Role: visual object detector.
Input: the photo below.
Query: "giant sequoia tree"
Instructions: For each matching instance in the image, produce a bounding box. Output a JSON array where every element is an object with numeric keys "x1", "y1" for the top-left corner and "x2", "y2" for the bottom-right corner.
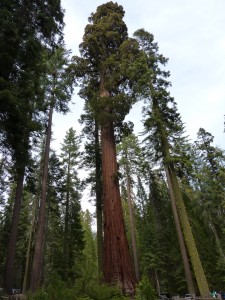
[{"x1": 72, "y1": 2, "x2": 147, "y2": 295}]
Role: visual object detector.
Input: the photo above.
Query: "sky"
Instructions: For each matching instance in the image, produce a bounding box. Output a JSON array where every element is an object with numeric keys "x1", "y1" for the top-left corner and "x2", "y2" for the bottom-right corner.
[{"x1": 52, "y1": 0, "x2": 225, "y2": 150}]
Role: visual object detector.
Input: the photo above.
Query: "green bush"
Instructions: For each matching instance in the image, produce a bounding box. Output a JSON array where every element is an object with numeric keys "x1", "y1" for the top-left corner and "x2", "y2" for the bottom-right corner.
[
  {"x1": 135, "y1": 276, "x2": 156, "y2": 300},
  {"x1": 85, "y1": 282, "x2": 127, "y2": 300},
  {"x1": 26, "y1": 279, "x2": 129, "y2": 300},
  {"x1": 26, "y1": 279, "x2": 79, "y2": 300}
]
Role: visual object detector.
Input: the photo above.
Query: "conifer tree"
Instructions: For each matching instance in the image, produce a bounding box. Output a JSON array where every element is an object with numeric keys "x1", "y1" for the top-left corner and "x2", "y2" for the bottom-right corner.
[
  {"x1": 79, "y1": 210, "x2": 98, "y2": 286},
  {"x1": 43, "y1": 151, "x2": 64, "y2": 284},
  {"x1": 79, "y1": 104, "x2": 104, "y2": 277},
  {"x1": 72, "y1": 2, "x2": 148, "y2": 295},
  {"x1": 134, "y1": 28, "x2": 210, "y2": 296},
  {"x1": 30, "y1": 46, "x2": 74, "y2": 291},
  {"x1": 135, "y1": 160, "x2": 187, "y2": 294},
  {"x1": 0, "y1": 0, "x2": 64, "y2": 293},
  {"x1": 192, "y1": 129, "x2": 225, "y2": 287},
  {"x1": 117, "y1": 133, "x2": 141, "y2": 281},
  {"x1": 60, "y1": 127, "x2": 84, "y2": 281}
]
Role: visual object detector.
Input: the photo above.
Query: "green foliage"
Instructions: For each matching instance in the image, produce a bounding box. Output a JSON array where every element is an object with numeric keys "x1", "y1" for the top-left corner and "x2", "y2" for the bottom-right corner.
[
  {"x1": 135, "y1": 169, "x2": 187, "y2": 294},
  {"x1": 0, "y1": 186, "x2": 14, "y2": 284},
  {"x1": 0, "y1": 1, "x2": 64, "y2": 169},
  {"x1": 26, "y1": 278, "x2": 128, "y2": 300},
  {"x1": 1, "y1": 1, "x2": 225, "y2": 297},
  {"x1": 59, "y1": 128, "x2": 84, "y2": 281},
  {"x1": 85, "y1": 282, "x2": 127, "y2": 300},
  {"x1": 26, "y1": 279, "x2": 78, "y2": 300},
  {"x1": 73, "y1": 2, "x2": 148, "y2": 127},
  {"x1": 180, "y1": 128, "x2": 225, "y2": 290},
  {"x1": 79, "y1": 211, "x2": 98, "y2": 282},
  {"x1": 42, "y1": 46, "x2": 74, "y2": 114},
  {"x1": 135, "y1": 276, "x2": 156, "y2": 300}
]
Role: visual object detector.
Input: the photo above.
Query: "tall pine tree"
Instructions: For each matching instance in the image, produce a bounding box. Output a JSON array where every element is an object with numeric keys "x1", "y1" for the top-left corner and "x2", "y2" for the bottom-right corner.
[
  {"x1": 30, "y1": 46, "x2": 74, "y2": 291},
  {"x1": 60, "y1": 127, "x2": 84, "y2": 281},
  {"x1": 134, "y1": 28, "x2": 210, "y2": 296}
]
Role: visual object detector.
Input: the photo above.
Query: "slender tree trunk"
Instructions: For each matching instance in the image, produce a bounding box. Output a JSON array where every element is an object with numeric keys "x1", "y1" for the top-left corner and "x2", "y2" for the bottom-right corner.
[
  {"x1": 165, "y1": 166, "x2": 195, "y2": 295},
  {"x1": 153, "y1": 101, "x2": 210, "y2": 296},
  {"x1": 155, "y1": 269, "x2": 161, "y2": 296},
  {"x1": 209, "y1": 215, "x2": 224, "y2": 259},
  {"x1": 95, "y1": 120, "x2": 104, "y2": 277},
  {"x1": 22, "y1": 198, "x2": 37, "y2": 293},
  {"x1": 3, "y1": 167, "x2": 25, "y2": 294},
  {"x1": 167, "y1": 164, "x2": 210, "y2": 296},
  {"x1": 100, "y1": 85, "x2": 136, "y2": 296},
  {"x1": 124, "y1": 151, "x2": 140, "y2": 281},
  {"x1": 30, "y1": 104, "x2": 53, "y2": 292},
  {"x1": 63, "y1": 152, "x2": 70, "y2": 279}
]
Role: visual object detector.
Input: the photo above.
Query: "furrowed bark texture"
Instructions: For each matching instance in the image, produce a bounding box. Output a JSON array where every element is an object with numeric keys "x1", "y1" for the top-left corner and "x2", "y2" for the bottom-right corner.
[{"x1": 101, "y1": 120, "x2": 136, "y2": 296}]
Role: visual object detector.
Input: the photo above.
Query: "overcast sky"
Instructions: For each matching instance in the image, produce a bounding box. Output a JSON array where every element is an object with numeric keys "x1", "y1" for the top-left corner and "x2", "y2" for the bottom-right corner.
[{"x1": 52, "y1": 0, "x2": 225, "y2": 151}]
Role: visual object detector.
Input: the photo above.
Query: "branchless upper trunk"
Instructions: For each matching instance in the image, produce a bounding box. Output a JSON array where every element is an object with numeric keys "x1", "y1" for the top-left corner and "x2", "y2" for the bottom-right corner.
[{"x1": 100, "y1": 84, "x2": 136, "y2": 296}]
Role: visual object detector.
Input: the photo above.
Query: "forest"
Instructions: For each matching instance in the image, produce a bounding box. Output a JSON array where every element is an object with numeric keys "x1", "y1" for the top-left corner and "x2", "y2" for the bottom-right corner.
[{"x1": 0, "y1": 1, "x2": 225, "y2": 299}]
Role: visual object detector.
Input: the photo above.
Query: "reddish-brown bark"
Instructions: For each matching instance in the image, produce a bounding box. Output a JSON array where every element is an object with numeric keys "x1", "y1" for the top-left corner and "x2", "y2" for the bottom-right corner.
[{"x1": 101, "y1": 120, "x2": 136, "y2": 296}]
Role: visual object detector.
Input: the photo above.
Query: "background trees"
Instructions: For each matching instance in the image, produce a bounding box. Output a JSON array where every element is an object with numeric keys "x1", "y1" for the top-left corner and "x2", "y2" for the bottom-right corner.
[
  {"x1": 60, "y1": 127, "x2": 84, "y2": 281},
  {"x1": 0, "y1": 1, "x2": 225, "y2": 299},
  {"x1": 133, "y1": 28, "x2": 209, "y2": 296},
  {"x1": 0, "y1": 0, "x2": 64, "y2": 293},
  {"x1": 30, "y1": 46, "x2": 74, "y2": 292}
]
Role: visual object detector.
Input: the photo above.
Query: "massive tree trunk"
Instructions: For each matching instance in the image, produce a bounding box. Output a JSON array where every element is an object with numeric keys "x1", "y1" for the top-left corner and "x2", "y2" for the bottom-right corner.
[
  {"x1": 101, "y1": 122, "x2": 136, "y2": 295},
  {"x1": 30, "y1": 104, "x2": 53, "y2": 292},
  {"x1": 3, "y1": 166, "x2": 25, "y2": 294},
  {"x1": 100, "y1": 87, "x2": 136, "y2": 296},
  {"x1": 95, "y1": 120, "x2": 104, "y2": 277}
]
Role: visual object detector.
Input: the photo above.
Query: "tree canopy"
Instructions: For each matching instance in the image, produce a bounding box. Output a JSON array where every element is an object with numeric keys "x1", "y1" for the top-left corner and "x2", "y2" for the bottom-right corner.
[{"x1": 0, "y1": 1, "x2": 224, "y2": 299}]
